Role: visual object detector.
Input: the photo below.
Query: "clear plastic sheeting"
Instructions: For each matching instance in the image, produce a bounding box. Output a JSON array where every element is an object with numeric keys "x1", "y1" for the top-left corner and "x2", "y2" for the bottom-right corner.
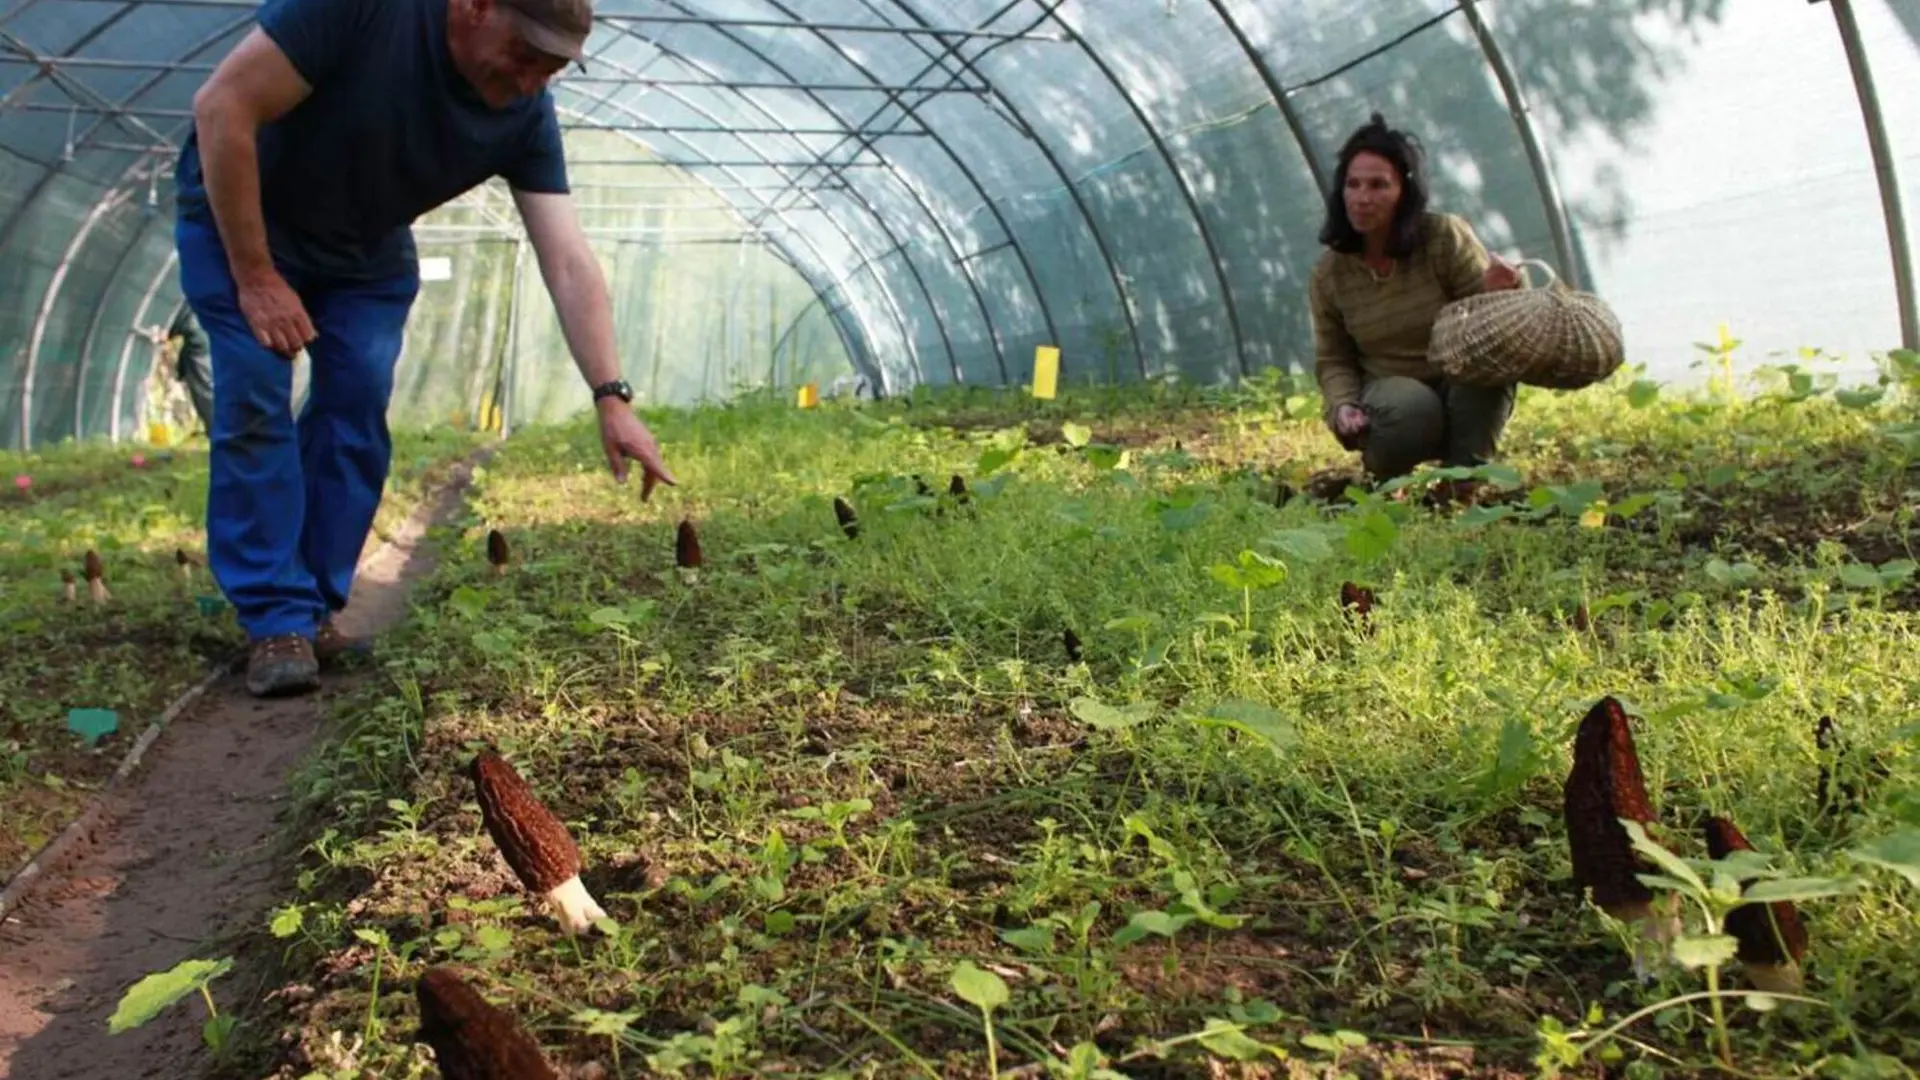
[{"x1": 0, "y1": 0, "x2": 1915, "y2": 451}]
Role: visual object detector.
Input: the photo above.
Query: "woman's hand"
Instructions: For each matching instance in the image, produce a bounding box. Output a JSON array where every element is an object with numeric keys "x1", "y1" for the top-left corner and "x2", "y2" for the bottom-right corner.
[
  {"x1": 1332, "y1": 404, "x2": 1369, "y2": 444},
  {"x1": 1483, "y1": 256, "x2": 1522, "y2": 292}
]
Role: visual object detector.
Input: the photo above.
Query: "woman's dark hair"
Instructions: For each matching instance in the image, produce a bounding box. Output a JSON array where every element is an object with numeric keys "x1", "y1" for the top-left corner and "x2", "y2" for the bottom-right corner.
[{"x1": 1317, "y1": 112, "x2": 1431, "y2": 258}]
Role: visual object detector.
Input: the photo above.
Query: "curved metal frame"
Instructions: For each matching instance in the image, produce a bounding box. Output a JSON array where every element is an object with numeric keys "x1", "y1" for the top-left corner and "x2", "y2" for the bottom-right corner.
[
  {"x1": 740, "y1": 0, "x2": 1052, "y2": 385},
  {"x1": 619, "y1": 0, "x2": 966, "y2": 385},
  {"x1": 1043, "y1": 6, "x2": 1253, "y2": 380},
  {"x1": 565, "y1": 46, "x2": 938, "y2": 388},
  {"x1": 73, "y1": 210, "x2": 162, "y2": 437},
  {"x1": 0, "y1": 12, "x2": 250, "y2": 249},
  {"x1": 1202, "y1": 0, "x2": 1326, "y2": 194},
  {"x1": 550, "y1": 53, "x2": 907, "y2": 390},
  {"x1": 868, "y1": 0, "x2": 1150, "y2": 381},
  {"x1": 1456, "y1": 0, "x2": 1581, "y2": 287},
  {"x1": 108, "y1": 249, "x2": 178, "y2": 442},
  {"x1": 1828, "y1": 0, "x2": 1916, "y2": 350},
  {"x1": 17, "y1": 185, "x2": 135, "y2": 448}
]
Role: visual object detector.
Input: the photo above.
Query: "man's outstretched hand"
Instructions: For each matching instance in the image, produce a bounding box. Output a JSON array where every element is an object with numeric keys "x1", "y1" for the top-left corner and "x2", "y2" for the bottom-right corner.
[{"x1": 597, "y1": 399, "x2": 677, "y2": 501}]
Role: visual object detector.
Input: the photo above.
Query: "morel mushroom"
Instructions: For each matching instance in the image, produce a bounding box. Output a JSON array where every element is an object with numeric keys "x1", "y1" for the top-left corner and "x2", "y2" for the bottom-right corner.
[
  {"x1": 1063, "y1": 625, "x2": 1082, "y2": 664},
  {"x1": 83, "y1": 549, "x2": 109, "y2": 604},
  {"x1": 1814, "y1": 715, "x2": 1887, "y2": 820},
  {"x1": 833, "y1": 496, "x2": 859, "y2": 539},
  {"x1": 468, "y1": 749, "x2": 607, "y2": 935},
  {"x1": 485, "y1": 529, "x2": 509, "y2": 577},
  {"x1": 415, "y1": 966, "x2": 559, "y2": 1080},
  {"x1": 1703, "y1": 815, "x2": 1808, "y2": 994},
  {"x1": 948, "y1": 474, "x2": 971, "y2": 504},
  {"x1": 174, "y1": 548, "x2": 203, "y2": 584},
  {"x1": 1563, "y1": 695, "x2": 1681, "y2": 979},
  {"x1": 675, "y1": 518, "x2": 702, "y2": 584},
  {"x1": 60, "y1": 568, "x2": 76, "y2": 603},
  {"x1": 1340, "y1": 582, "x2": 1373, "y2": 626}
]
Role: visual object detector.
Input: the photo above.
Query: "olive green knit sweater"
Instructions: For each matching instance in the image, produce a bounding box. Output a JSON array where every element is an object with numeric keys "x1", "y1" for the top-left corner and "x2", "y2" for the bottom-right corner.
[{"x1": 1307, "y1": 211, "x2": 1496, "y2": 427}]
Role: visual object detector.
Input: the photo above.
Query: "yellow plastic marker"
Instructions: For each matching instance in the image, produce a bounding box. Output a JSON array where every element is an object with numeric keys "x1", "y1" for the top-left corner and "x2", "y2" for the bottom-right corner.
[
  {"x1": 797, "y1": 381, "x2": 819, "y2": 408},
  {"x1": 1032, "y1": 346, "x2": 1060, "y2": 400},
  {"x1": 147, "y1": 421, "x2": 171, "y2": 447}
]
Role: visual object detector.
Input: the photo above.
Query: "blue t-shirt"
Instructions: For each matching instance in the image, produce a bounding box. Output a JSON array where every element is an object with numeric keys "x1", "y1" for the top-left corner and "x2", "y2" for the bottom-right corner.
[{"x1": 174, "y1": 0, "x2": 569, "y2": 281}]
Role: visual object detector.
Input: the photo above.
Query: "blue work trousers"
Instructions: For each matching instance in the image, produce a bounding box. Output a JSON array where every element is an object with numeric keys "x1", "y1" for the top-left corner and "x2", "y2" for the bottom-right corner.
[{"x1": 175, "y1": 213, "x2": 419, "y2": 642}]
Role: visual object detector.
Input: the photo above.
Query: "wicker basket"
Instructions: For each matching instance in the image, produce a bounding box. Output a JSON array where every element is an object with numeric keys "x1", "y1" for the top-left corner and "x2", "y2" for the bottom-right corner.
[{"x1": 1429, "y1": 259, "x2": 1625, "y2": 390}]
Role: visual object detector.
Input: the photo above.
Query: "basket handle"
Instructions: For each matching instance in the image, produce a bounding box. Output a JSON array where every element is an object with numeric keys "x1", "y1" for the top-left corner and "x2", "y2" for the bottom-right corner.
[{"x1": 1510, "y1": 257, "x2": 1560, "y2": 289}]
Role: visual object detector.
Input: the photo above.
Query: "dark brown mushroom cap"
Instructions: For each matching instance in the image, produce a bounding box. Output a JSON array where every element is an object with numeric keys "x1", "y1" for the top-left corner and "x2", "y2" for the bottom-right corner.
[
  {"x1": 1704, "y1": 816, "x2": 1808, "y2": 968},
  {"x1": 175, "y1": 548, "x2": 190, "y2": 566},
  {"x1": 1563, "y1": 696, "x2": 1659, "y2": 910},
  {"x1": 1340, "y1": 582, "x2": 1373, "y2": 616},
  {"x1": 676, "y1": 519, "x2": 702, "y2": 569},
  {"x1": 948, "y1": 474, "x2": 970, "y2": 501},
  {"x1": 1063, "y1": 626, "x2": 1082, "y2": 663},
  {"x1": 468, "y1": 750, "x2": 581, "y2": 896},
  {"x1": 83, "y1": 550, "x2": 103, "y2": 581},
  {"x1": 833, "y1": 496, "x2": 859, "y2": 538},
  {"x1": 486, "y1": 529, "x2": 509, "y2": 567},
  {"x1": 415, "y1": 966, "x2": 559, "y2": 1080},
  {"x1": 60, "y1": 568, "x2": 74, "y2": 584}
]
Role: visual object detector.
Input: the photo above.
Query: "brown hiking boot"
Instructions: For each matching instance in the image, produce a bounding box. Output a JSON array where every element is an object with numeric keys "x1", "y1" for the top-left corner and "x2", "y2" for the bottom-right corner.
[
  {"x1": 314, "y1": 618, "x2": 372, "y2": 670},
  {"x1": 246, "y1": 633, "x2": 320, "y2": 698}
]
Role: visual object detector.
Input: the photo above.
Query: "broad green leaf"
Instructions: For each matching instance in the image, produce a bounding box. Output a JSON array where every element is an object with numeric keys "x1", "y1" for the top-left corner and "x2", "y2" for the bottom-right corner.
[
  {"x1": 1068, "y1": 696, "x2": 1154, "y2": 731},
  {"x1": 447, "y1": 585, "x2": 488, "y2": 620},
  {"x1": 269, "y1": 906, "x2": 304, "y2": 939},
  {"x1": 1835, "y1": 386, "x2": 1885, "y2": 410},
  {"x1": 1671, "y1": 934, "x2": 1739, "y2": 970},
  {"x1": 1838, "y1": 563, "x2": 1885, "y2": 590},
  {"x1": 108, "y1": 957, "x2": 233, "y2": 1034},
  {"x1": 1195, "y1": 700, "x2": 1299, "y2": 752},
  {"x1": 1195, "y1": 1019, "x2": 1276, "y2": 1061},
  {"x1": 1624, "y1": 819, "x2": 1706, "y2": 894},
  {"x1": 949, "y1": 961, "x2": 1009, "y2": 1012},
  {"x1": 1742, "y1": 877, "x2": 1860, "y2": 904},
  {"x1": 1851, "y1": 831, "x2": 1920, "y2": 888},
  {"x1": 1060, "y1": 421, "x2": 1092, "y2": 448},
  {"x1": 1343, "y1": 510, "x2": 1399, "y2": 562},
  {"x1": 1455, "y1": 504, "x2": 1516, "y2": 527},
  {"x1": 999, "y1": 925, "x2": 1055, "y2": 953},
  {"x1": 1626, "y1": 379, "x2": 1661, "y2": 408},
  {"x1": 1262, "y1": 527, "x2": 1334, "y2": 564}
]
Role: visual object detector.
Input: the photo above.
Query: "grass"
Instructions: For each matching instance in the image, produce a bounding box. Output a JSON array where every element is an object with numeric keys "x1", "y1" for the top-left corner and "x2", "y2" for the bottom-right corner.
[
  {"x1": 10, "y1": 344, "x2": 1920, "y2": 1078},
  {"x1": 0, "y1": 427, "x2": 492, "y2": 881},
  {"x1": 194, "y1": 345, "x2": 1920, "y2": 1079}
]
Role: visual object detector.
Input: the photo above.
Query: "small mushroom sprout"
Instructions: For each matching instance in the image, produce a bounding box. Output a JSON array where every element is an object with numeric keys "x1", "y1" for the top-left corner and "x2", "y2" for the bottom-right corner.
[
  {"x1": 1704, "y1": 815, "x2": 1809, "y2": 994},
  {"x1": 1563, "y1": 695, "x2": 1682, "y2": 979}
]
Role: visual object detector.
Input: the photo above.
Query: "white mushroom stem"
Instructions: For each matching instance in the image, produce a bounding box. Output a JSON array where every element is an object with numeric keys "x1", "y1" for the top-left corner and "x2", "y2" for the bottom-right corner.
[
  {"x1": 1607, "y1": 896, "x2": 1682, "y2": 982},
  {"x1": 1745, "y1": 960, "x2": 1803, "y2": 995},
  {"x1": 89, "y1": 578, "x2": 110, "y2": 604},
  {"x1": 677, "y1": 567, "x2": 699, "y2": 587},
  {"x1": 63, "y1": 581, "x2": 76, "y2": 602},
  {"x1": 544, "y1": 874, "x2": 607, "y2": 935}
]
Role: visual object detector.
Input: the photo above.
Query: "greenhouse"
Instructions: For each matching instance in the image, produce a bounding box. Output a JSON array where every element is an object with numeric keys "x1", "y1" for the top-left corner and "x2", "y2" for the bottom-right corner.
[{"x1": 2, "y1": 1, "x2": 1918, "y2": 1077}]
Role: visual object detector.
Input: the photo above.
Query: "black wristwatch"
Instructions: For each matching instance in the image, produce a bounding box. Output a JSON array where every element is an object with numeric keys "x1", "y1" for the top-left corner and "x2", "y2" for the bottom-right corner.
[{"x1": 591, "y1": 379, "x2": 633, "y2": 404}]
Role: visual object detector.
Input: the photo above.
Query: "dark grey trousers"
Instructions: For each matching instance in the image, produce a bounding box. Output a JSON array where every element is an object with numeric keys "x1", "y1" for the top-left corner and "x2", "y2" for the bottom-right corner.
[{"x1": 1351, "y1": 375, "x2": 1516, "y2": 480}]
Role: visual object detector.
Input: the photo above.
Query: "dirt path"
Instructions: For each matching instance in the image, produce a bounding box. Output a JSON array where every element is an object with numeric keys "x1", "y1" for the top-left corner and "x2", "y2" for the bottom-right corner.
[{"x1": 0, "y1": 450, "x2": 488, "y2": 1080}]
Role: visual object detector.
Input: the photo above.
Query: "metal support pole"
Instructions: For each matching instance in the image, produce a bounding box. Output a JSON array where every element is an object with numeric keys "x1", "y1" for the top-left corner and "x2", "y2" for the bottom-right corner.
[
  {"x1": 876, "y1": 0, "x2": 1148, "y2": 382},
  {"x1": 110, "y1": 251, "x2": 178, "y2": 443},
  {"x1": 18, "y1": 188, "x2": 133, "y2": 449},
  {"x1": 1049, "y1": 9, "x2": 1254, "y2": 380},
  {"x1": 75, "y1": 217, "x2": 158, "y2": 438},
  {"x1": 595, "y1": 13, "x2": 1064, "y2": 43},
  {"x1": 572, "y1": 26, "x2": 958, "y2": 387},
  {"x1": 749, "y1": 0, "x2": 1053, "y2": 384},
  {"x1": 1457, "y1": 0, "x2": 1582, "y2": 289},
  {"x1": 549, "y1": 54, "x2": 923, "y2": 393},
  {"x1": 1829, "y1": 0, "x2": 1916, "y2": 350},
  {"x1": 1202, "y1": 0, "x2": 1326, "y2": 193}
]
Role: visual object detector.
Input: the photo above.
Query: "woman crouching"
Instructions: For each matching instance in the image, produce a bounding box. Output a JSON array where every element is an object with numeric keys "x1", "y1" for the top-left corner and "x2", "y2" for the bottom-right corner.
[{"x1": 1308, "y1": 113, "x2": 1524, "y2": 485}]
